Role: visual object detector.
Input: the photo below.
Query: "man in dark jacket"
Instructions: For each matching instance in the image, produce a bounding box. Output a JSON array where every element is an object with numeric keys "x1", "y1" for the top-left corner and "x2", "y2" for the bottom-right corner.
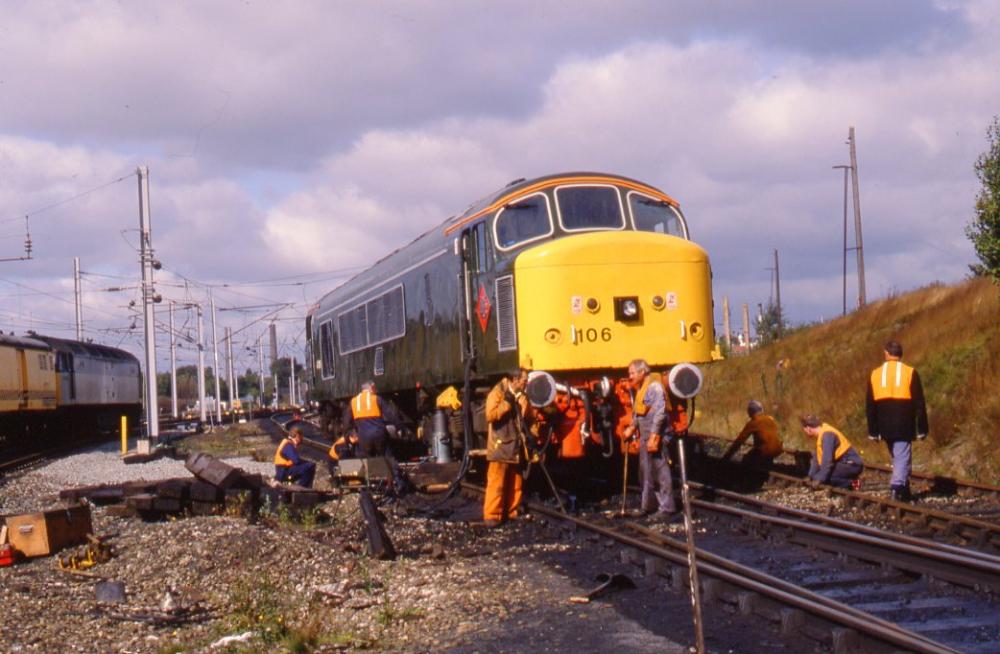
[{"x1": 866, "y1": 340, "x2": 928, "y2": 502}]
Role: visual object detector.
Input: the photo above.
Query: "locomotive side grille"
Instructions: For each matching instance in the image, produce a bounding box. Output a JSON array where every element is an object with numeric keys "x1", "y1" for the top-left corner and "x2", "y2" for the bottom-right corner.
[{"x1": 495, "y1": 275, "x2": 517, "y2": 352}]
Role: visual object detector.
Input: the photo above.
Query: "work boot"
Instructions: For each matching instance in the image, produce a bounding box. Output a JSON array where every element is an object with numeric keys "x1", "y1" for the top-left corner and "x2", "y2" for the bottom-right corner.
[{"x1": 889, "y1": 486, "x2": 911, "y2": 502}]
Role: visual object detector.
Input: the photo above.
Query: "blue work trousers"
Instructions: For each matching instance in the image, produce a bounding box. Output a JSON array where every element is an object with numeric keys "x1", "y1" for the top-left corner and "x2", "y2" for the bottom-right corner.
[
  {"x1": 639, "y1": 434, "x2": 676, "y2": 514},
  {"x1": 886, "y1": 440, "x2": 912, "y2": 489},
  {"x1": 276, "y1": 461, "x2": 316, "y2": 488},
  {"x1": 826, "y1": 460, "x2": 863, "y2": 489}
]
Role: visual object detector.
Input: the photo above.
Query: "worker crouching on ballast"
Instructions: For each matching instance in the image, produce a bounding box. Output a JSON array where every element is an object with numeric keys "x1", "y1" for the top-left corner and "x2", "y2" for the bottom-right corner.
[
  {"x1": 346, "y1": 381, "x2": 411, "y2": 495},
  {"x1": 801, "y1": 415, "x2": 863, "y2": 489},
  {"x1": 483, "y1": 368, "x2": 532, "y2": 527},
  {"x1": 327, "y1": 431, "x2": 360, "y2": 478},
  {"x1": 274, "y1": 428, "x2": 316, "y2": 488}
]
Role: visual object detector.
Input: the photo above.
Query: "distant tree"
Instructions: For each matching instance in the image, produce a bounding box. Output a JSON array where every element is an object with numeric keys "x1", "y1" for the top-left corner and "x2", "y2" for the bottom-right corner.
[
  {"x1": 967, "y1": 115, "x2": 1000, "y2": 281},
  {"x1": 756, "y1": 302, "x2": 789, "y2": 346}
]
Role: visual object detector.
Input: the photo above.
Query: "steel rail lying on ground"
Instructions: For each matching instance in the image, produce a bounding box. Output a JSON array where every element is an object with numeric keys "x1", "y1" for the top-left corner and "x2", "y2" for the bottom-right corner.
[
  {"x1": 689, "y1": 480, "x2": 1000, "y2": 566},
  {"x1": 461, "y1": 481, "x2": 957, "y2": 654},
  {"x1": 766, "y1": 470, "x2": 1000, "y2": 549},
  {"x1": 689, "y1": 494, "x2": 1000, "y2": 592}
]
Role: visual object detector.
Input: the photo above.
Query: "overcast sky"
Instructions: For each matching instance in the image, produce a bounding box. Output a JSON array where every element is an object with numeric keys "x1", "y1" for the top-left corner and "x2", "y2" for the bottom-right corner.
[{"x1": 1, "y1": 1, "x2": 996, "y2": 378}]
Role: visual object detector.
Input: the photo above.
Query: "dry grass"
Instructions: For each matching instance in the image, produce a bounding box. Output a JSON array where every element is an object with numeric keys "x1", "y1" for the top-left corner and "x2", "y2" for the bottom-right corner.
[
  {"x1": 185, "y1": 422, "x2": 273, "y2": 457},
  {"x1": 698, "y1": 277, "x2": 1000, "y2": 482}
]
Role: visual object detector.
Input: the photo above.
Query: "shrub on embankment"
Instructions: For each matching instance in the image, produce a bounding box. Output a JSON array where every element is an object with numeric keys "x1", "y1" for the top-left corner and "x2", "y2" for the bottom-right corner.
[{"x1": 697, "y1": 276, "x2": 1000, "y2": 483}]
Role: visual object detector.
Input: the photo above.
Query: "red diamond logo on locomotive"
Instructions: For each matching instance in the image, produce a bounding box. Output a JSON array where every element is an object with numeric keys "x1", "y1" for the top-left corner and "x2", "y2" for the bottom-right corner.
[{"x1": 476, "y1": 284, "x2": 491, "y2": 333}]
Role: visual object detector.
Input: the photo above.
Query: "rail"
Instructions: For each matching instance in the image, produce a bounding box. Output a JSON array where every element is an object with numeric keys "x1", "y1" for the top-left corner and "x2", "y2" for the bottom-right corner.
[{"x1": 462, "y1": 481, "x2": 961, "y2": 654}]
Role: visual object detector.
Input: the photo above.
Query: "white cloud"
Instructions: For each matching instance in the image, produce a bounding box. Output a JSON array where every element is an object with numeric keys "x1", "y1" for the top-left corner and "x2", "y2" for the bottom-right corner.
[{"x1": 1, "y1": 0, "x2": 998, "y2": 369}]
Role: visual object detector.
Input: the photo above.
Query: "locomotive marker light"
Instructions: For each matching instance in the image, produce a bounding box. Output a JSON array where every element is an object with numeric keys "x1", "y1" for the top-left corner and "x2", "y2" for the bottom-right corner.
[{"x1": 668, "y1": 361, "x2": 706, "y2": 654}]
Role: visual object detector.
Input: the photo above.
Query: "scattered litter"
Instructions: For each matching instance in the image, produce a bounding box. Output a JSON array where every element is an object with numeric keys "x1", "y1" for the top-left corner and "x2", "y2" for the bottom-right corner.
[
  {"x1": 210, "y1": 631, "x2": 255, "y2": 648},
  {"x1": 568, "y1": 572, "x2": 636, "y2": 604},
  {"x1": 95, "y1": 580, "x2": 127, "y2": 603}
]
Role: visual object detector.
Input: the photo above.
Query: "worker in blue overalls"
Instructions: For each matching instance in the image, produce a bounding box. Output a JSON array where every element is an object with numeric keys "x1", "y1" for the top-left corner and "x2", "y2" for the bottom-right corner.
[{"x1": 274, "y1": 427, "x2": 316, "y2": 488}]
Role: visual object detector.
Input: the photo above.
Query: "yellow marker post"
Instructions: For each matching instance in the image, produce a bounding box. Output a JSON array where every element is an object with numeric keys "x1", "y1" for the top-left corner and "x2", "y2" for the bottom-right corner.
[{"x1": 120, "y1": 416, "x2": 128, "y2": 455}]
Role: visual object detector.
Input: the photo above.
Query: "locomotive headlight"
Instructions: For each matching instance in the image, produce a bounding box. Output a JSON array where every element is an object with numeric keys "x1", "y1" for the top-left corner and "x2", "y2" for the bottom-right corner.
[
  {"x1": 614, "y1": 296, "x2": 640, "y2": 322},
  {"x1": 651, "y1": 295, "x2": 665, "y2": 310},
  {"x1": 586, "y1": 297, "x2": 600, "y2": 313}
]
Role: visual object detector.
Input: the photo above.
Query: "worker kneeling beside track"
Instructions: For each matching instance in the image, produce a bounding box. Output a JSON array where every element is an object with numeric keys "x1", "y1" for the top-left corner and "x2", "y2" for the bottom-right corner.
[
  {"x1": 274, "y1": 427, "x2": 316, "y2": 488},
  {"x1": 801, "y1": 415, "x2": 862, "y2": 489}
]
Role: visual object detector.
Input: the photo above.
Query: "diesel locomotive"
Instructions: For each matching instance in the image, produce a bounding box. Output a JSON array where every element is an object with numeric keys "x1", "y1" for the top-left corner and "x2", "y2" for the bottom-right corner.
[
  {"x1": 306, "y1": 172, "x2": 717, "y2": 459},
  {"x1": 0, "y1": 332, "x2": 142, "y2": 456}
]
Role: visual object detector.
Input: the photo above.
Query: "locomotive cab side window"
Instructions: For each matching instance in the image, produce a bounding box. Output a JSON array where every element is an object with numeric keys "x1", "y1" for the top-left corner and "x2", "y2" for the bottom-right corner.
[
  {"x1": 555, "y1": 184, "x2": 625, "y2": 232},
  {"x1": 319, "y1": 320, "x2": 335, "y2": 379},
  {"x1": 628, "y1": 191, "x2": 688, "y2": 239},
  {"x1": 493, "y1": 193, "x2": 553, "y2": 251}
]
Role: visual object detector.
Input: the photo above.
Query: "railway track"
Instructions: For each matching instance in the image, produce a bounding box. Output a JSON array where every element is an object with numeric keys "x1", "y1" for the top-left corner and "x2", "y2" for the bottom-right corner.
[
  {"x1": 463, "y1": 481, "x2": 1000, "y2": 653},
  {"x1": 763, "y1": 469, "x2": 1000, "y2": 554},
  {"x1": 259, "y1": 414, "x2": 1000, "y2": 650},
  {"x1": 698, "y1": 432, "x2": 1000, "y2": 501},
  {"x1": 692, "y1": 434, "x2": 1000, "y2": 553}
]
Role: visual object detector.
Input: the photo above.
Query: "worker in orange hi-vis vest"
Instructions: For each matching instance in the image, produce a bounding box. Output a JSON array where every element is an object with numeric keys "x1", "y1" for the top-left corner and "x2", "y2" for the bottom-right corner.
[
  {"x1": 346, "y1": 381, "x2": 410, "y2": 494},
  {"x1": 865, "y1": 340, "x2": 928, "y2": 502},
  {"x1": 802, "y1": 415, "x2": 863, "y2": 489}
]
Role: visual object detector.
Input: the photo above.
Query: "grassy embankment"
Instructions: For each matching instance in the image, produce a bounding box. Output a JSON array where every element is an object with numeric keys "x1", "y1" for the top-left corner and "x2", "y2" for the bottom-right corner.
[{"x1": 697, "y1": 276, "x2": 1000, "y2": 483}]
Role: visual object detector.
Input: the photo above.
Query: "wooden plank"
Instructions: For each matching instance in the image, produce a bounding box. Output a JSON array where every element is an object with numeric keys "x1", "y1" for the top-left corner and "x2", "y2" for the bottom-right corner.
[
  {"x1": 189, "y1": 481, "x2": 223, "y2": 503},
  {"x1": 152, "y1": 498, "x2": 182, "y2": 513},
  {"x1": 185, "y1": 453, "x2": 244, "y2": 489},
  {"x1": 359, "y1": 489, "x2": 395, "y2": 560},
  {"x1": 155, "y1": 478, "x2": 191, "y2": 500},
  {"x1": 126, "y1": 494, "x2": 156, "y2": 511}
]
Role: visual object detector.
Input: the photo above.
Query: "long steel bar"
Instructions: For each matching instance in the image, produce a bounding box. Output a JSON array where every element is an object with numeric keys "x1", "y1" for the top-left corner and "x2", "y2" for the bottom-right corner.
[{"x1": 677, "y1": 435, "x2": 705, "y2": 653}]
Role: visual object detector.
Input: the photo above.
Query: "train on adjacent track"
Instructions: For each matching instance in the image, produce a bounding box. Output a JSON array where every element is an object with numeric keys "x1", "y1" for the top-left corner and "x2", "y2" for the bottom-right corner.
[
  {"x1": 305, "y1": 171, "x2": 717, "y2": 461},
  {"x1": 0, "y1": 332, "x2": 142, "y2": 456}
]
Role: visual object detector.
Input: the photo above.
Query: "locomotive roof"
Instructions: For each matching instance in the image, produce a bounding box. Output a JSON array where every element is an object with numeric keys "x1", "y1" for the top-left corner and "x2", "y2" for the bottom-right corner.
[
  {"x1": 443, "y1": 171, "x2": 679, "y2": 236},
  {"x1": 0, "y1": 332, "x2": 50, "y2": 351},
  {"x1": 30, "y1": 334, "x2": 140, "y2": 363},
  {"x1": 312, "y1": 171, "x2": 678, "y2": 317}
]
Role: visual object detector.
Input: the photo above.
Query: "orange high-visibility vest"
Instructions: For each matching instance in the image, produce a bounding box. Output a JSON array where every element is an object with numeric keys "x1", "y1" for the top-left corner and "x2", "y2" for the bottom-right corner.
[
  {"x1": 870, "y1": 360, "x2": 914, "y2": 401},
  {"x1": 633, "y1": 373, "x2": 663, "y2": 416},
  {"x1": 815, "y1": 423, "x2": 852, "y2": 466},
  {"x1": 329, "y1": 436, "x2": 346, "y2": 460},
  {"x1": 274, "y1": 438, "x2": 294, "y2": 467},
  {"x1": 351, "y1": 390, "x2": 382, "y2": 419}
]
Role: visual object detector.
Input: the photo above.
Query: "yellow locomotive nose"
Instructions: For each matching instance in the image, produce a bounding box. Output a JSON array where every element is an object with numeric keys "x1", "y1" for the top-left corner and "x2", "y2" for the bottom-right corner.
[{"x1": 513, "y1": 231, "x2": 714, "y2": 371}]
